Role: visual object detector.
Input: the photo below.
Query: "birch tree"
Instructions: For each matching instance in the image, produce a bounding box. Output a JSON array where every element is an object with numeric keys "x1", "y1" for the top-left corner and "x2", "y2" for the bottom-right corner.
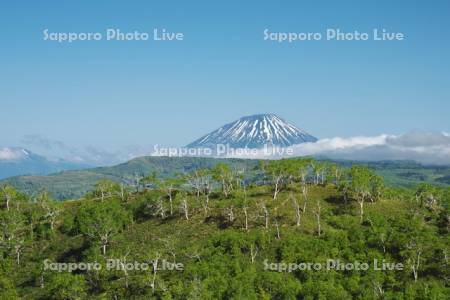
[
  {"x1": 290, "y1": 193, "x2": 302, "y2": 227},
  {"x1": 311, "y1": 161, "x2": 327, "y2": 185},
  {"x1": 349, "y1": 166, "x2": 377, "y2": 223},
  {"x1": 186, "y1": 170, "x2": 208, "y2": 202},
  {"x1": 178, "y1": 192, "x2": 190, "y2": 220},
  {"x1": 37, "y1": 191, "x2": 60, "y2": 232},
  {"x1": 1, "y1": 185, "x2": 19, "y2": 211},
  {"x1": 312, "y1": 200, "x2": 322, "y2": 236},
  {"x1": 76, "y1": 200, "x2": 130, "y2": 255},
  {"x1": 0, "y1": 210, "x2": 27, "y2": 265},
  {"x1": 329, "y1": 163, "x2": 342, "y2": 186},
  {"x1": 264, "y1": 160, "x2": 289, "y2": 200},
  {"x1": 258, "y1": 200, "x2": 270, "y2": 229},
  {"x1": 160, "y1": 177, "x2": 181, "y2": 216},
  {"x1": 212, "y1": 163, "x2": 234, "y2": 198},
  {"x1": 201, "y1": 172, "x2": 213, "y2": 216}
]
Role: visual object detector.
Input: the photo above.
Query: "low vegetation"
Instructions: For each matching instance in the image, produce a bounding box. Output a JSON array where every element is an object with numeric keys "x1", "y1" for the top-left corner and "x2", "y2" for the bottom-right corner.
[
  {"x1": 2, "y1": 157, "x2": 449, "y2": 200},
  {"x1": 0, "y1": 158, "x2": 449, "y2": 299}
]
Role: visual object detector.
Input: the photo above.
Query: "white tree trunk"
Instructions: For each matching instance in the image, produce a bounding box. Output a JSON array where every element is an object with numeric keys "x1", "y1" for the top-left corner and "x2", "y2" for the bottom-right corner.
[
  {"x1": 182, "y1": 199, "x2": 189, "y2": 220},
  {"x1": 273, "y1": 176, "x2": 281, "y2": 200},
  {"x1": 358, "y1": 199, "x2": 364, "y2": 223}
]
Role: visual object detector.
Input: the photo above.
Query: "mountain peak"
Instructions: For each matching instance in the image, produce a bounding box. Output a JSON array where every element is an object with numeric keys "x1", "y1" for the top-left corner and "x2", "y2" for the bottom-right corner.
[
  {"x1": 187, "y1": 114, "x2": 317, "y2": 149},
  {"x1": 0, "y1": 147, "x2": 32, "y2": 161},
  {"x1": 238, "y1": 113, "x2": 291, "y2": 123},
  {"x1": 241, "y1": 113, "x2": 276, "y2": 118},
  {"x1": 0, "y1": 147, "x2": 91, "y2": 179}
]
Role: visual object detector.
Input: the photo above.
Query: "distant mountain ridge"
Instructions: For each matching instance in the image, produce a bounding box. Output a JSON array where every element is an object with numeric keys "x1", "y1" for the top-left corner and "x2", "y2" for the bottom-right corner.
[
  {"x1": 0, "y1": 147, "x2": 40, "y2": 161},
  {"x1": 1, "y1": 156, "x2": 258, "y2": 200},
  {"x1": 1, "y1": 156, "x2": 449, "y2": 200},
  {"x1": 187, "y1": 113, "x2": 317, "y2": 149},
  {"x1": 0, "y1": 147, "x2": 90, "y2": 179}
]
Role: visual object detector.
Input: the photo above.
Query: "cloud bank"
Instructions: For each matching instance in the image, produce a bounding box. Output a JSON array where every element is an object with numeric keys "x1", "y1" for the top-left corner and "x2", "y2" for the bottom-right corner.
[
  {"x1": 20, "y1": 134, "x2": 150, "y2": 166},
  {"x1": 0, "y1": 148, "x2": 29, "y2": 160},
  {"x1": 225, "y1": 131, "x2": 450, "y2": 165},
  {"x1": 14, "y1": 131, "x2": 450, "y2": 166}
]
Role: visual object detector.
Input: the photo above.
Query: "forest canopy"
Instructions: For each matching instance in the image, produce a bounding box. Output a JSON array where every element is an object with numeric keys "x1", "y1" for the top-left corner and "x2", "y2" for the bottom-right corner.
[{"x1": 0, "y1": 158, "x2": 449, "y2": 299}]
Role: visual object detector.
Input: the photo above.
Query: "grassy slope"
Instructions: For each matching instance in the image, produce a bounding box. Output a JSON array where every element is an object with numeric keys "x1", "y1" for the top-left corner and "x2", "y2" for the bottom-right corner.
[
  {"x1": 52, "y1": 184, "x2": 414, "y2": 263},
  {"x1": 11, "y1": 184, "x2": 449, "y2": 299}
]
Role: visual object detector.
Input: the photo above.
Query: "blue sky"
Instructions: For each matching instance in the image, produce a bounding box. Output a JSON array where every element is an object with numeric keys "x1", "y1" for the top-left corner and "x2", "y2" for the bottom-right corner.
[{"x1": 1, "y1": 0, "x2": 449, "y2": 158}]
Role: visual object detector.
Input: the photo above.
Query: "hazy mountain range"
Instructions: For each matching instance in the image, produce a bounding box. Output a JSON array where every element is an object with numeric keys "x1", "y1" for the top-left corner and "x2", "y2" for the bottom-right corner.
[
  {"x1": 1, "y1": 156, "x2": 449, "y2": 200},
  {"x1": 1, "y1": 115, "x2": 449, "y2": 199},
  {"x1": 1, "y1": 114, "x2": 450, "y2": 180},
  {"x1": 0, "y1": 147, "x2": 90, "y2": 179}
]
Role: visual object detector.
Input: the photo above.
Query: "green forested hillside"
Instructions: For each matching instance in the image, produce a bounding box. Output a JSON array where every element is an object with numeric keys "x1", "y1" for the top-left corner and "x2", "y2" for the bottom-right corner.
[
  {"x1": 1, "y1": 157, "x2": 260, "y2": 200},
  {"x1": 0, "y1": 159, "x2": 448, "y2": 299},
  {"x1": 334, "y1": 160, "x2": 450, "y2": 187},
  {"x1": 1, "y1": 157, "x2": 449, "y2": 200}
]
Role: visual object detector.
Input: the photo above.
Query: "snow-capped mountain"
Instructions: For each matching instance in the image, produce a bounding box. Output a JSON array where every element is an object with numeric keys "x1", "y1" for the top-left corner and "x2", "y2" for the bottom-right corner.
[
  {"x1": 187, "y1": 113, "x2": 317, "y2": 149},
  {"x1": 0, "y1": 147, "x2": 44, "y2": 162},
  {"x1": 0, "y1": 147, "x2": 90, "y2": 179}
]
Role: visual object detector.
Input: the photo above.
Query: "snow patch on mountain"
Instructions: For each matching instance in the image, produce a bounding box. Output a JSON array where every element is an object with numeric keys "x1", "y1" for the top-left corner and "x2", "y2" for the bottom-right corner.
[
  {"x1": 0, "y1": 147, "x2": 92, "y2": 179},
  {"x1": 0, "y1": 147, "x2": 31, "y2": 161},
  {"x1": 187, "y1": 113, "x2": 317, "y2": 149}
]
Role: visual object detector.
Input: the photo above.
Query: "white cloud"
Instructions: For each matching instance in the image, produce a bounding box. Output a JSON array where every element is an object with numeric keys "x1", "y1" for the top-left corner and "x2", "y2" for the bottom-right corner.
[
  {"x1": 13, "y1": 131, "x2": 450, "y2": 166},
  {"x1": 224, "y1": 131, "x2": 450, "y2": 165},
  {"x1": 20, "y1": 134, "x2": 152, "y2": 166},
  {"x1": 0, "y1": 148, "x2": 28, "y2": 160},
  {"x1": 287, "y1": 135, "x2": 391, "y2": 155}
]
